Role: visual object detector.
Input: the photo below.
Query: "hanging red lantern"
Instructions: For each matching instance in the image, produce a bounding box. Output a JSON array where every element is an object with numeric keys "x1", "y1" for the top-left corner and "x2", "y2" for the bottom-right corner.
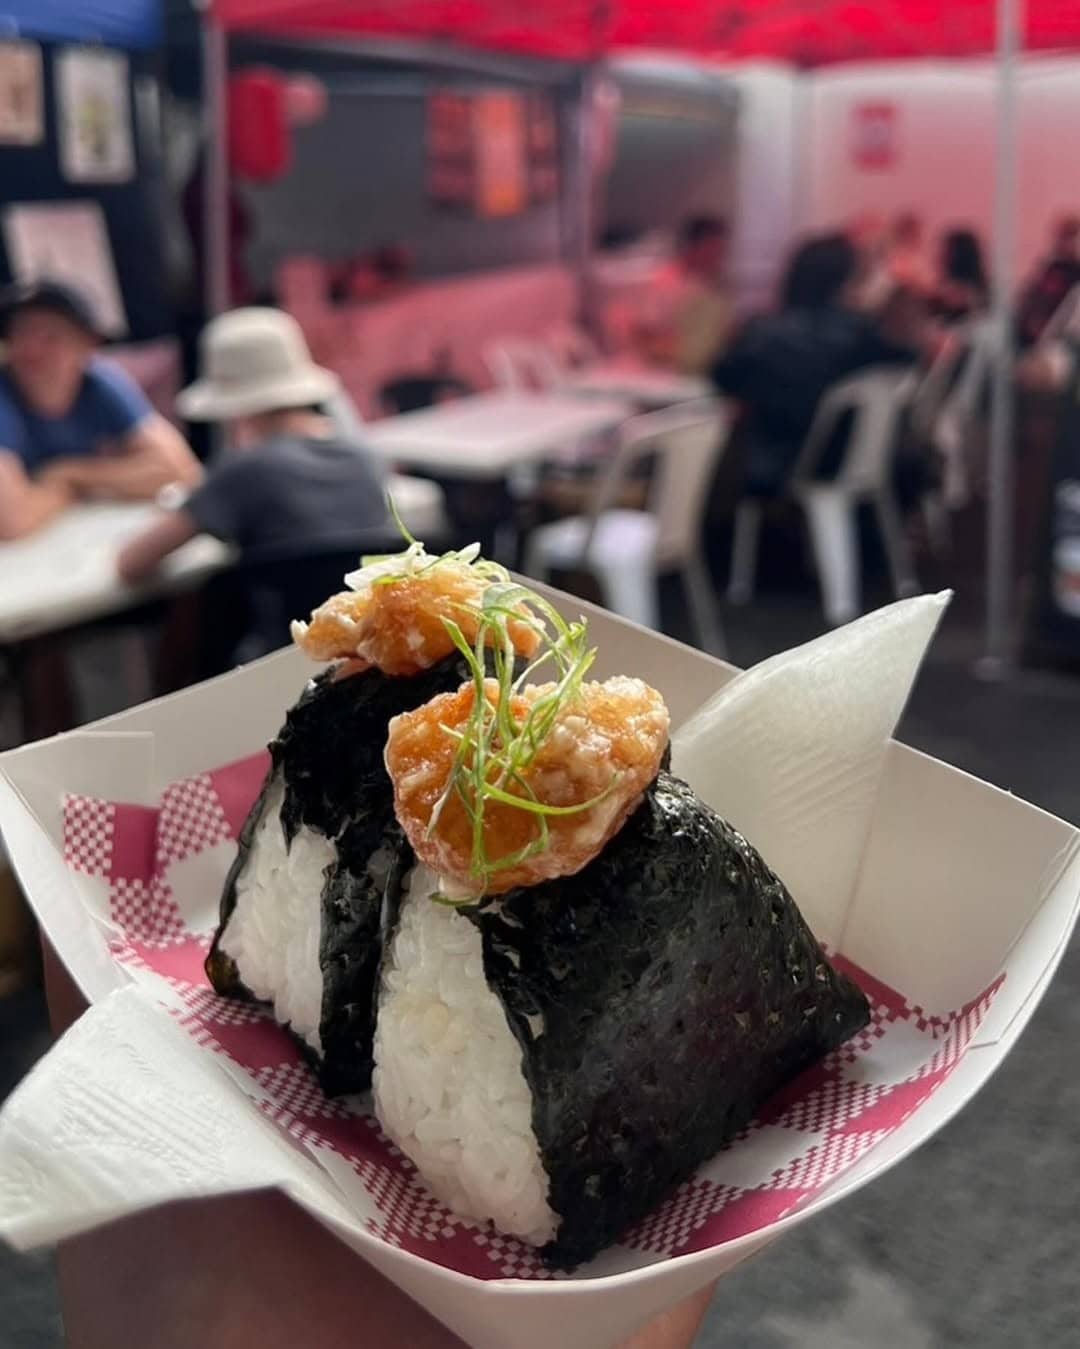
[{"x1": 228, "y1": 68, "x2": 291, "y2": 182}]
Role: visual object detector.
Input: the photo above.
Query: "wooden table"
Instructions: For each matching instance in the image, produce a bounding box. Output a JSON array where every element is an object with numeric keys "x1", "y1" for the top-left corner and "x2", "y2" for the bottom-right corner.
[
  {"x1": 365, "y1": 391, "x2": 634, "y2": 480},
  {"x1": 563, "y1": 360, "x2": 713, "y2": 410}
]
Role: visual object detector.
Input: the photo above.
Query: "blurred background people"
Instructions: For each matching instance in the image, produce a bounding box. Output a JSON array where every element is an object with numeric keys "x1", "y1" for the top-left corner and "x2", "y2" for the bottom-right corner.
[
  {"x1": 118, "y1": 307, "x2": 388, "y2": 583},
  {"x1": 1016, "y1": 214, "x2": 1080, "y2": 346},
  {"x1": 0, "y1": 280, "x2": 199, "y2": 540},
  {"x1": 332, "y1": 243, "x2": 416, "y2": 306},
  {"x1": 633, "y1": 214, "x2": 733, "y2": 375},
  {"x1": 846, "y1": 210, "x2": 891, "y2": 311},
  {"x1": 930, "y1": 228, "x2": 990, "y2": 325},
  {"x1": 885, "y1": 211, "x2": 933, "y2": 294},
  {"x1": 712, "y1": 232, "x2": 918, "y2": 498}
]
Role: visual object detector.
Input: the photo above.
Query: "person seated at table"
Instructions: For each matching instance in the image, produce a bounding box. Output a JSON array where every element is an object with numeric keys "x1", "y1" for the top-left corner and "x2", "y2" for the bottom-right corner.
[
  {"x1": 0, "y1": 280, "x2": 201, "y2": 541},
  {"x1": 632, "y1": 215, "x2": 733, "y2": 376},
  {"x1": 117, "y1": 307, "x2": 388, "y2": 583},
  {"x1": 885, "y1": 211, "x2": 934, "y2": 295},
  {"x1": 332, "y1": 243, "x2": 416, "y2": 307},
  {"x1": 712, "y1": 233, "x2": 919, "y2": 497},
  {"x1": 1016, "y1": 214, "x2": 1080, "y2": 347},
  {"x1": 929, "y1": 227, "x2": 989, "y2": 326}
]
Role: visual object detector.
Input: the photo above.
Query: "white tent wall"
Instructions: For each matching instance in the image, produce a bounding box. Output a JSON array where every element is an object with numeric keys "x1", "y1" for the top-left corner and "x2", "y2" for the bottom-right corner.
[
  {"x1": 722, "y1": 62, "x2": 803, "y2": 313},
  {"x1": 803, "y1": 55, "x2": 1080, "y2": 281}
]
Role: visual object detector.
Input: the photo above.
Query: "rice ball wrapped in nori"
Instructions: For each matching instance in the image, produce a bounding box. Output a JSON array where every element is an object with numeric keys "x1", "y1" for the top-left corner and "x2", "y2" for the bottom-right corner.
[
  {"x1": 374, "y1": 603, "x2": 871, "y2": 1268},
  {"x1": 205, "y1": 541, "x2": 541, "y2": 1095}
]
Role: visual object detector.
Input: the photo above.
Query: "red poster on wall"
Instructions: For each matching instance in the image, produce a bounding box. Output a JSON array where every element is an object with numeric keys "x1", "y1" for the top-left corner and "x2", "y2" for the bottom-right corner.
[
  {"x1": 428, "y1": 89, "x2": 559, "y2": 215},
  {"x1": 852, "y1": 101, "x2": 897, "y2": 170}
]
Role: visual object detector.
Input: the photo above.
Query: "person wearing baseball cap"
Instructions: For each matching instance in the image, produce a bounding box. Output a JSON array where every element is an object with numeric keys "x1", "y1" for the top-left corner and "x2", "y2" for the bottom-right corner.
[
  {"x1": 0, "y1": 279, "x2": 200, "y2": 540},
  {"x1": 117, "y1": 307, "x2": 388, "y2": 583}
]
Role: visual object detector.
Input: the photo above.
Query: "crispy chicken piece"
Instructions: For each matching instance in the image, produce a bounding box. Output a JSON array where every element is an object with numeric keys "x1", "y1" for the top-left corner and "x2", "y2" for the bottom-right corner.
[{"x1": 386, "y1": 676, "x2": 670, "y2": 895}]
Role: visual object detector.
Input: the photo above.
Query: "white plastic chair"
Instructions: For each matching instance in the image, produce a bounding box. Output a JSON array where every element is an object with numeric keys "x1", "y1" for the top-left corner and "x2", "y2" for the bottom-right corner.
[
  {"x1": 931, "y1": 315, "x2": 997, "y2": 508},
  {"x1": 522, "y1": 401, "x2": 729, "y2": 653},
  {"x1": 728, "y1": 368, "x2": 918, "y2": 626},
  {"x1": 1036, "y1": 281, "x2": 1080, "y2": 348},
  {"x1": 484, "y1": 339, "x2": 563, "y2": 392},
  {"x1": 386, "y1": 473, "x2": 451, "y2": 542},
  {"x1": 544, "y1": 322, "x2": 600, "y2": 371}
]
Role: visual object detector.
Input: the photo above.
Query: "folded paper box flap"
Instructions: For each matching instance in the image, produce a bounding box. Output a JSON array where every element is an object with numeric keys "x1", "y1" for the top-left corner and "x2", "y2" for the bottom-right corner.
[
  {"x1": 845, "y1": 739, "x2": 1080, "y2": 1014},
  {"x1": 1, "y1": 585, "x2": 1078, "y2": 1349}
]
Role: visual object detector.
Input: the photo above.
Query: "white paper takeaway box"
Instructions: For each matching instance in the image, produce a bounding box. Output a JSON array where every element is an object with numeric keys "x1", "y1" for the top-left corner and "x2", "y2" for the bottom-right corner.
[{"x1": 0, "y1": 589, "x2": 1077, "y2": 1349}]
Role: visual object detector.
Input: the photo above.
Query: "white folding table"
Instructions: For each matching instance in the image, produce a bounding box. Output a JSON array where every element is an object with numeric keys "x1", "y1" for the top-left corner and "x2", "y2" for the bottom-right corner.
[
  {"x1": 365, "y1": 391, "x2": 634, "y2": 480},
  {"x1": 0, "y1": 503, "x2": 233, "y2": 647},
  {"x1": 562, "y1": 359, "x2": 713, "y2": 410},
  {"x1": 0, "y1": 504, "x2": 233, "y2": 741}
]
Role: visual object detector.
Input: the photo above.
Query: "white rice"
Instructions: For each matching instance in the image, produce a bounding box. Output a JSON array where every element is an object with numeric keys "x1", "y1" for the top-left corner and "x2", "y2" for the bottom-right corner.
[
  {"x1": 373, "y1": 867, "x2": 558, "y2": 1247},
  {"x1": 218, "y1": 777, "x2": 332, "y2": 1055}
]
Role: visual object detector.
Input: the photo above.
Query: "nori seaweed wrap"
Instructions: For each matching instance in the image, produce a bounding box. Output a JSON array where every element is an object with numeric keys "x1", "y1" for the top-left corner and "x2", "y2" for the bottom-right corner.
[
  {"x1": 468, "y1": 771, "x2": 869, "y2": 1267},
  {"x1": 207, "y1": 655, "x2": 472, "y2": 1094},
  {"x1": 374, "y1": 613, "x2": 871, "y2": 1268},
  {"x1": 205, "y1": 539, "x2": 543, "y2": 1095}
]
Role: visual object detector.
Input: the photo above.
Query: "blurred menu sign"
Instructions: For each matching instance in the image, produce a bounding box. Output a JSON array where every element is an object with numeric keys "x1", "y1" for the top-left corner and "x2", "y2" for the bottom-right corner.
[
  {"x1": 427, "y1": 91, "x2": 474, "y2": 208},
  {"x1": 428, "y1": 89, "x2": 559, "y2": 216},
  {"x1": 4, "y1": 201, "x2": 128, "y2": 336},
  {"x1": 473, "y1": 92, "x2": 527, "y2": 218},
  {"x1": 852, "y1": 101, "x2": 897, "y2": 170},
  {"x1": 525, "y1": 93, "x2": 559, "y2": 203},
  {"x1": 56, "y1": 47, "x2": 134, "y2": 184},
  {"x1": 0, "y1": 41, "x2": 43, "y2": 146}
]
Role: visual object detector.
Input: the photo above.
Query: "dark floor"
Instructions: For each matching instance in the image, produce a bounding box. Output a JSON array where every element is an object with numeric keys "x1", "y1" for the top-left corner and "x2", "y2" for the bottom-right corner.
[
  {"x1": 3, "y1": 583, "x2": 1080, "y2": 1348},
  {"x1": 1, "y1": 988, "x2": 60, "y2": 1349}
]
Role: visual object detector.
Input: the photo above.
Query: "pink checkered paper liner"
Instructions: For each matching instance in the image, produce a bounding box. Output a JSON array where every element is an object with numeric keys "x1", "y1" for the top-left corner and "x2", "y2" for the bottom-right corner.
[{"x1": 62, "y1": 756, "x2": 1005, "y2": 1281}]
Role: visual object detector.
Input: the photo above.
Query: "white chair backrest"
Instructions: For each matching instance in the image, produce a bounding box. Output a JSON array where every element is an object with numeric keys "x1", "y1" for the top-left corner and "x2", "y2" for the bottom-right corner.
[
  {"x1": 1037, "y1": 282, "x2": 1080, "y2": 348},
  {"x1": 936, "y1": 314, "x2": 997, "y2": 432},
  {"x1": 794, "y1": 366, "x2": 916, "y2": 493},
  {"x1": 581, "y1": 400, "x2": 729, "y2": 562},
  {"x1": 544, "y1": 322, "x2": 599, "y2": 370},
  {"x1": 484, "y1": 339, "x2": 563, "y2": 392},
  {"x1": 910, "y1": 329, "x2": 970, "y2": 441}
]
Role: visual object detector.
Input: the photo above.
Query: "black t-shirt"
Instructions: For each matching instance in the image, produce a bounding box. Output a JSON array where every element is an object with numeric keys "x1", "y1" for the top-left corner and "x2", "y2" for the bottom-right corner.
[
  {"x1": 712, "y1": 307, "x2": 916, "y2": 494},
  {"x1": 184, "y1": 433, "x2": 389, "y2": 552},
  {"x1": 1017, "y1": 258, "x2": 1080, "y2": 346}
]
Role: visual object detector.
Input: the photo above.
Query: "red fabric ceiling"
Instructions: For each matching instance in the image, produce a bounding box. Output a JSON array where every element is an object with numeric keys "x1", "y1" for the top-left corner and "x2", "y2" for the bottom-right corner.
[{"x1": 211, "y1": 1, "x2": 1080, "y2": 66}]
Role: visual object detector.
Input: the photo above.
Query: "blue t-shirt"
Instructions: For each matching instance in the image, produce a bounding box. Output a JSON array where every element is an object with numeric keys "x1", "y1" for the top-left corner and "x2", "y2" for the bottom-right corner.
[{"x1": 0, "y1": 357, "x2": 153, "y2": 473}]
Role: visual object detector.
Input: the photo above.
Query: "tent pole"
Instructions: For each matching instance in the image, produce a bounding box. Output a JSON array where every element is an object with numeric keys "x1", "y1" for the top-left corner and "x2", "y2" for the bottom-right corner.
[
  {"x1": 201, "y1": 7, "x2": 230, "y2": 317},
  {"x1": 573, "y1": 65, "x2": 601, "y2": 337},
  {"x1": 981, "y1": 0, "x2": 1023, "y2": 677}
]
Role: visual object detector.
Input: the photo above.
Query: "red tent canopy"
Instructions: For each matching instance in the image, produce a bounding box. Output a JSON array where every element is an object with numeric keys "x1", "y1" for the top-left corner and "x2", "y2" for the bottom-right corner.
[{"x1": 211, "y1": 0, "x2": 1078, "y2": 65}]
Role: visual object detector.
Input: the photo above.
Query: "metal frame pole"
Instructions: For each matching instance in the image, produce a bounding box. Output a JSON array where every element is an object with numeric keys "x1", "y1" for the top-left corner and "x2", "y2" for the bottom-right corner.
[
  {"x1": 200, "y1": 6, "x2": 230, "y2": 317},
  {"x1": 982, "y1": 0, "x2": 1023, "y2": 676},
  {"x1": 573, "y1": 65, "x2": 601, "y2": 336}
]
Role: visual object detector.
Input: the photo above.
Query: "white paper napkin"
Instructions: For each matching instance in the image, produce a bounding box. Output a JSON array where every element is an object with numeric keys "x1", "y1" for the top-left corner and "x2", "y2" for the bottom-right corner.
[{"x1": 672, "y1": 592, "x2": 950, "y2": 947}]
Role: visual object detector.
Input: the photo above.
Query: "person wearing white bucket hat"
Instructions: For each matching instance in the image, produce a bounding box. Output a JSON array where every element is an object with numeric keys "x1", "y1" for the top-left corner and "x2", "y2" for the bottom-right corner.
[{"x1": 118, "y1": 308, "x2": 388, "y2": 583}]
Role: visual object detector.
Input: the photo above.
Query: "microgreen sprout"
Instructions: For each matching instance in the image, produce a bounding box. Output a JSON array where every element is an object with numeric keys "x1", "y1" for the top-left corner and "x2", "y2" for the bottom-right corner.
[
  {"x1": 350, "y1": 501, "x2": 620, "y2": 895},
  {"x1": 427, "y1": 581, "x2": 620, "y2": 899},
  {"x1": 345, "y1": 492, "x2": 508, "y2": 590}
]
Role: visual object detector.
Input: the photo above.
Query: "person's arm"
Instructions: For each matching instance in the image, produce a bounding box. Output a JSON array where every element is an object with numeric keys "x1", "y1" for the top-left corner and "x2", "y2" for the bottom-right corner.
[
  {"x1": 44, "y1": 939, "x2": 717, "y2": 1349},
  {"x1": 710, "y1": 319, "x2": 758, "y2": 396},
  {"x1": 116, "y1": 507, "x2": 200, "y2": 584},
  {"x1": 0, "y1": 449, "x2": 74, "y2": 541},
  {"x1": 677, "y1": 293, "x2": 734, "y2": 376},
  {"x1": 40, "y1": 414, "x2": 202, "y2": 503}
]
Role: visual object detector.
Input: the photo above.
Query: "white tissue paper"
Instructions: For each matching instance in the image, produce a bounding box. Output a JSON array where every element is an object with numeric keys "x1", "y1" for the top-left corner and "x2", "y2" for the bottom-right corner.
[{"x1": 671, "y1": 591, "x2": 951, "y2": 949}]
